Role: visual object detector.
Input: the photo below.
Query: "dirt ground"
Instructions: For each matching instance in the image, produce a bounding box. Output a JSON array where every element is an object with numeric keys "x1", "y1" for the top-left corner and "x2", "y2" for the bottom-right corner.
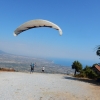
[{"x1": 0, "y1": 72, "x2": 100, "y2": 100}]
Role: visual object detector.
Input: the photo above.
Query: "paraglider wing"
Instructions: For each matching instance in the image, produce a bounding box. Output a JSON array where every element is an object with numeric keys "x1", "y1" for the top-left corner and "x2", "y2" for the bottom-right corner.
[{"x1": 13, "y1": 19, "x2": 62, "y2": 36}]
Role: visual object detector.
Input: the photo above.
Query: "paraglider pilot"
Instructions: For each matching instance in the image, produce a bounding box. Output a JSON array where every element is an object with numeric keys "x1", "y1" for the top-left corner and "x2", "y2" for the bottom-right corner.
[{"x1": 30, "y1": 63, "x2": 34, "y2": 73}]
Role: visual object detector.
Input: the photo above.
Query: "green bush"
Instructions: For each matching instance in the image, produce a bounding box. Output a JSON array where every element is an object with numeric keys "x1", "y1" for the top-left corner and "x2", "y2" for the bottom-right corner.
[
  {"x1": 75, "y1": 66, "x2": 98, "y2": 79},
  {"x1": 88, "y1": 70, "x2": 98, "y2": 79}
]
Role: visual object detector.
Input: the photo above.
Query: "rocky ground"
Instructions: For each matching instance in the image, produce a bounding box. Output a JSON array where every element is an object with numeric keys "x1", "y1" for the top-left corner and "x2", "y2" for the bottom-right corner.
[{"x1": 0, "y1": 72, "x2": 100, "y2": 100}]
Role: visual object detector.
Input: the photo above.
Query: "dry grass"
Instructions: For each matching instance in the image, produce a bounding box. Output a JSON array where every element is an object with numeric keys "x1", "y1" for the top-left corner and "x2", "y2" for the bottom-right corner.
[{"x1": 0, "y1": 67, "x2": 15, "y2": 72}]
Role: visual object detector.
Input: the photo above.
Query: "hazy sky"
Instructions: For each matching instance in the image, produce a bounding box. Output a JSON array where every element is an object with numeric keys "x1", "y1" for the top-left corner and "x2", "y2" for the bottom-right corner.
[{"x1": 0, "y1": 0, "x2": 100, "y2": 62}]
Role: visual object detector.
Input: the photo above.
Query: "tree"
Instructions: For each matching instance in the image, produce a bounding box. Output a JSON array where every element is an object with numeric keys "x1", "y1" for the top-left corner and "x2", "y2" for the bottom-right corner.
[
  {"x1": 96, "y1": 46, "x2": 100, "y2": 56},
  {"x1": 72, "y1": 61, "x2": 82, "y2": 75}
]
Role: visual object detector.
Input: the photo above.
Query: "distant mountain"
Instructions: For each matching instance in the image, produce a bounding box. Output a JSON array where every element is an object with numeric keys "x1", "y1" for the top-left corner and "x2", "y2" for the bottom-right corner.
[
  {"x1": 0, "y1": 50, "x2": 74, "y2": 74},
  {"x1": 0, "y1": 50, "x2": 6, "y2": 54}
]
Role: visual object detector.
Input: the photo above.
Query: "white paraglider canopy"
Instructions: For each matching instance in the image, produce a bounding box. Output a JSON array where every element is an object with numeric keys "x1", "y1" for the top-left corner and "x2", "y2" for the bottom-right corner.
[{"x1": 13, "y1": 19, "x2": 62, "y2": 36}]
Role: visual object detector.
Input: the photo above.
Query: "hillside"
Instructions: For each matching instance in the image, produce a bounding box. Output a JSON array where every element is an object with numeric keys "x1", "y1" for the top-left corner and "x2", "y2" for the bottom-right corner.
[{"x1": 0, "y1": 50, "x2": 74, "y2": 74}]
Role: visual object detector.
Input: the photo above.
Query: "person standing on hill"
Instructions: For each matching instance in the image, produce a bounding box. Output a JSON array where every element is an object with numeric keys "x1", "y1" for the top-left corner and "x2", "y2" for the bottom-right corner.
[
  {"x1": 42, "y1": 66, "x2": 45, "y2": 72},
  {"x1": 30, "y1": 63, "x2": 34, "y2": 73}
]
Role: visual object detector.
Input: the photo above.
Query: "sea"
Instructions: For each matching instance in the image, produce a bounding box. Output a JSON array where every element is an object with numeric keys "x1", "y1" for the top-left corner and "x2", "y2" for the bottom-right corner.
[{"x1": 46, "y1": 57, "x2": 99, "y2": 68}]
